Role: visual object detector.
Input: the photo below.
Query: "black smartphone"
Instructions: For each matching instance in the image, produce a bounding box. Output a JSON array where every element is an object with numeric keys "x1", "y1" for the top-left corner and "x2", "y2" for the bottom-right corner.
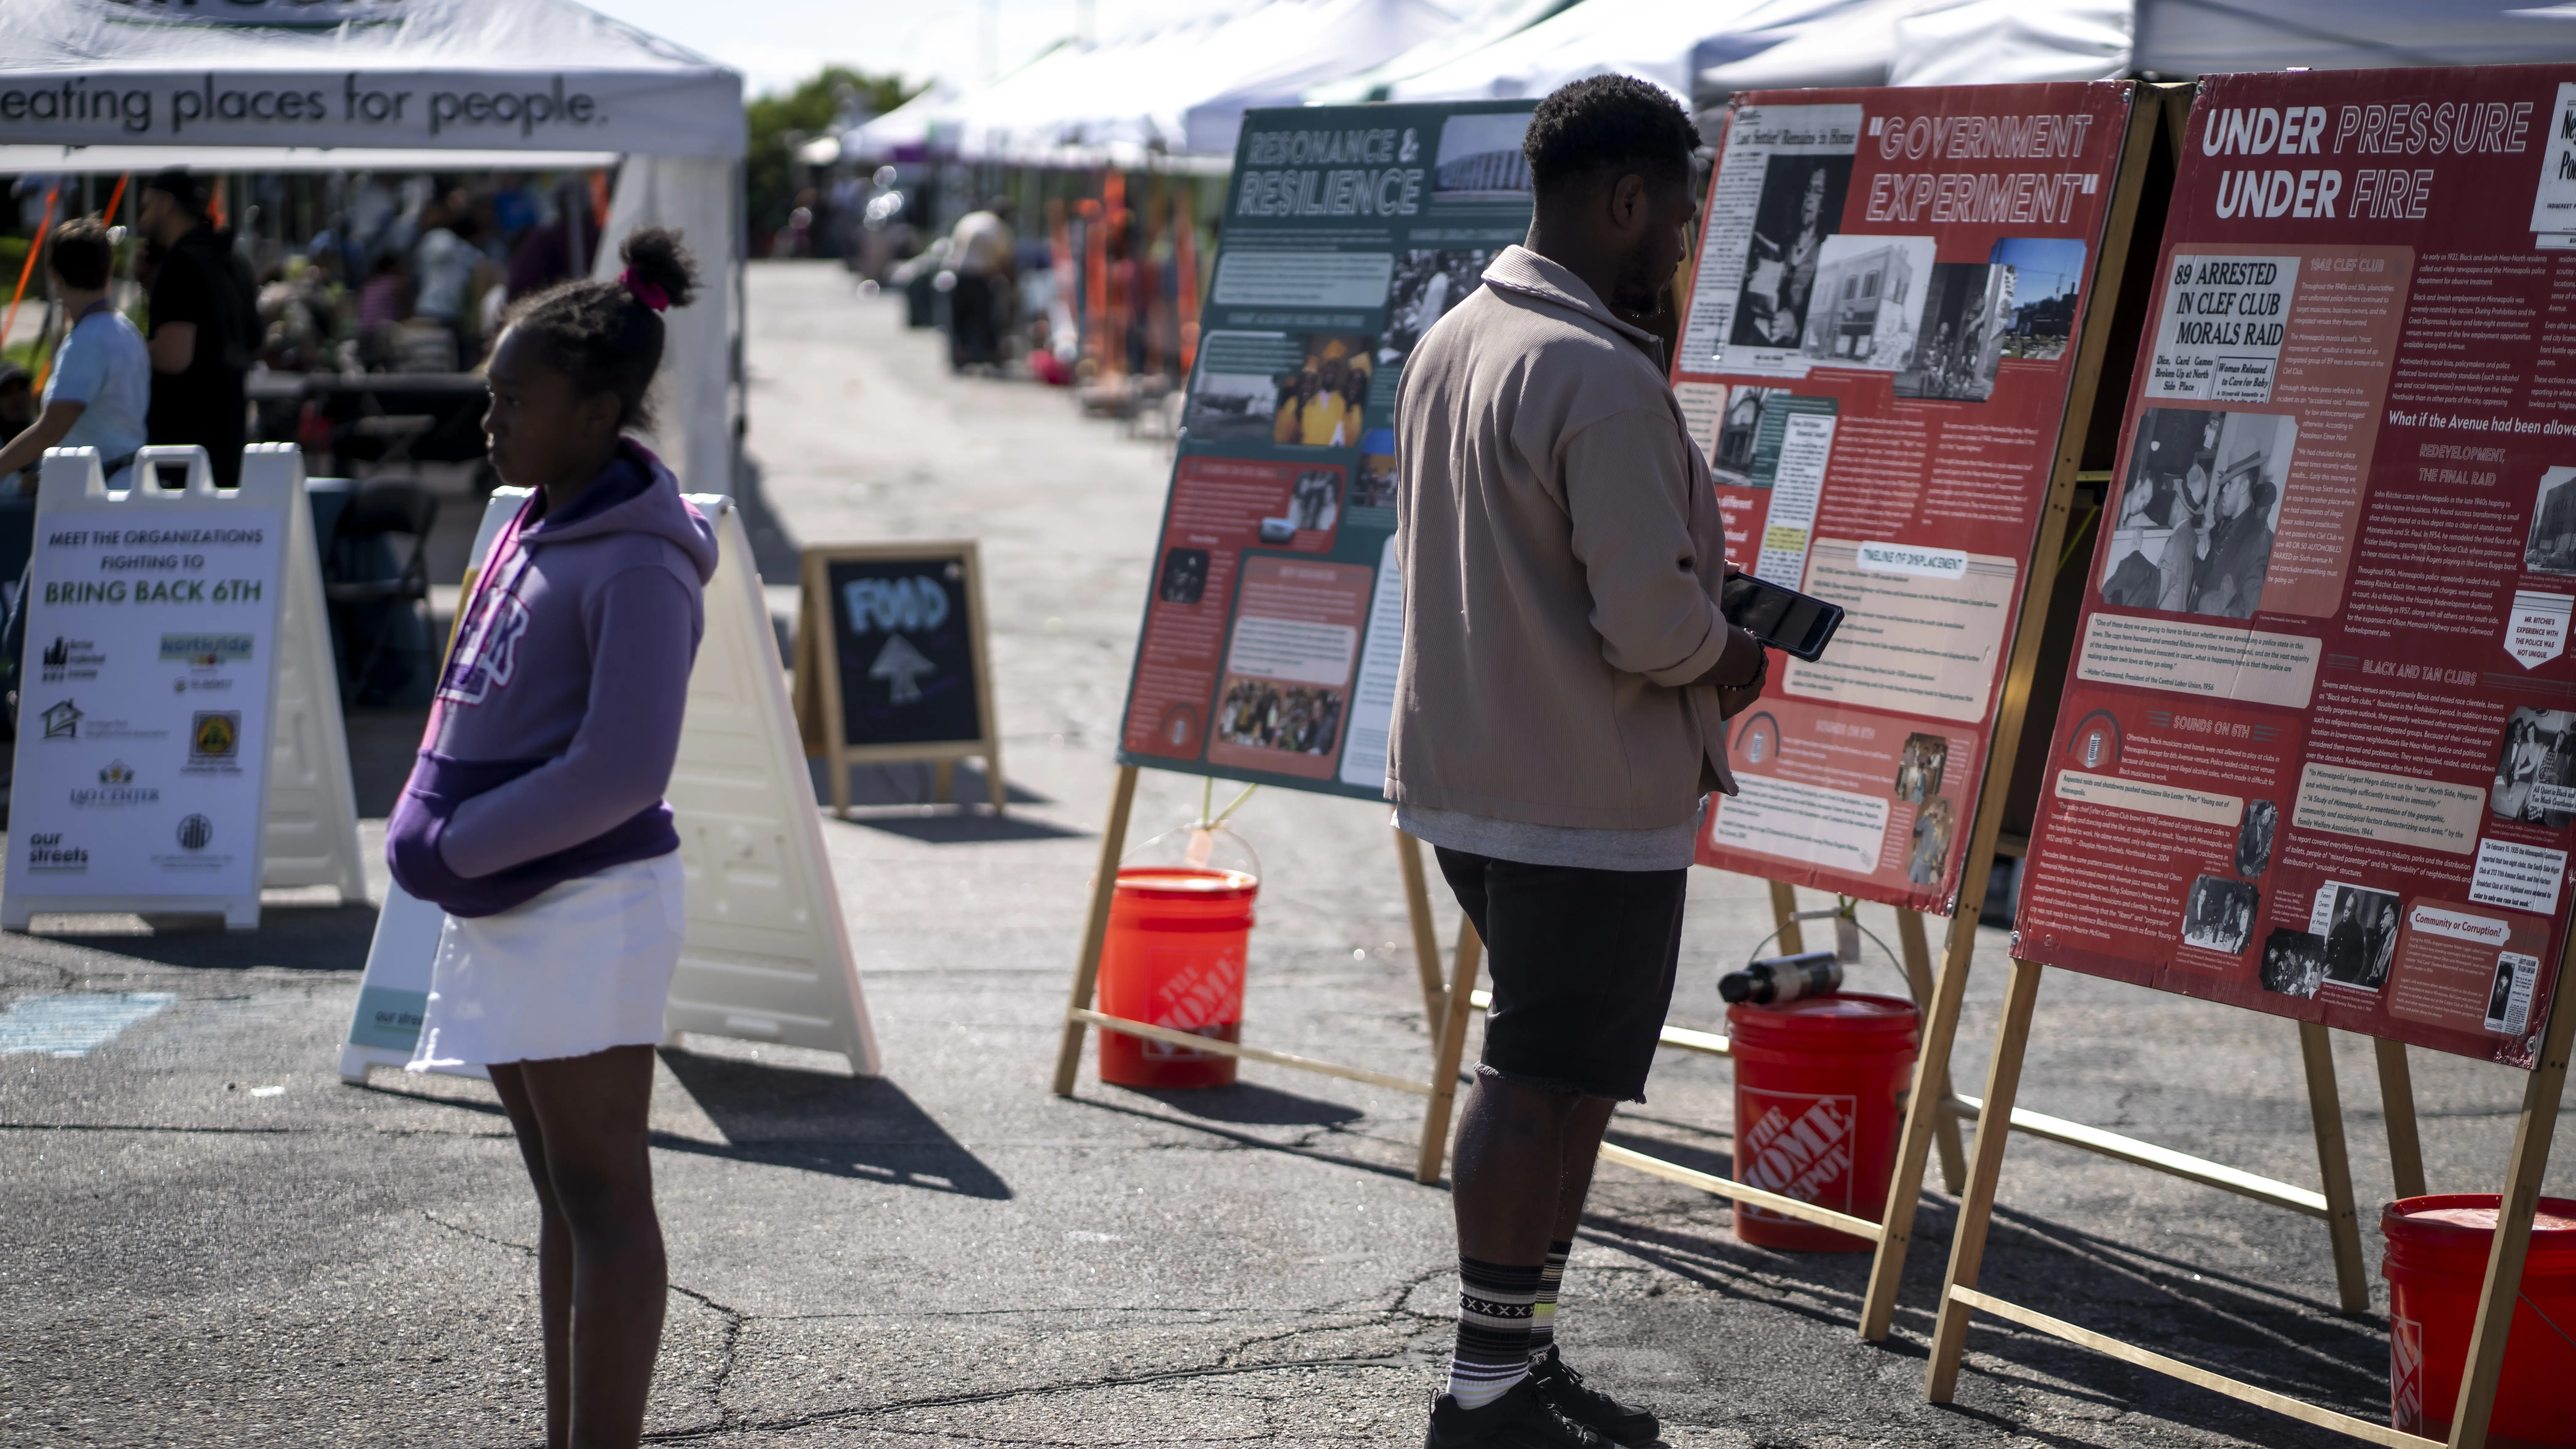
[{"x1": 1720, "y1": 573, "x2": 1844, "y2": 662}]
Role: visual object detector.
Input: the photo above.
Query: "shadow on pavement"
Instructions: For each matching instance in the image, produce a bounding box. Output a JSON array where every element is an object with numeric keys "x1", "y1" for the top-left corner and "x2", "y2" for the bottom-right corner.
[
  {"x1": 658, "y1": 1048, "x2": 1012, "y2": 1199},
  {"x1": 1112, "y1": 1080, "x2": 1368, "y2": 1128},
  {"x1": 810, "y1": 758, "x2": 1054, "y2": 809},
  {"x1": 836, "y1": 811, "x2": 1086, "y2": 844},
  {"x1": 33, "y1": 902, "x2": 379, "y2": 973},
  {"x1": 1579, "y1": 1182, "x2": 2387, "y2": 1438}
]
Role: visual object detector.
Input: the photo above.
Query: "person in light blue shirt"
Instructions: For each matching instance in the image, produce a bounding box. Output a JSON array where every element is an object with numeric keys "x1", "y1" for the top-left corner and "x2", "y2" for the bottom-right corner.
[{"x1": 0, "y1": 218, "x2": 148, "y2": 492}]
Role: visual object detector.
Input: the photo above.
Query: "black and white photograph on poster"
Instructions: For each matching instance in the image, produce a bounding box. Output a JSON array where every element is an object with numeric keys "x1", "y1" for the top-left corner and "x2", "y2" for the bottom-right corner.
[
  {"x1": 1289, "y1": 468, "x2": 1341, "y2": 533},
  {"x1": 2484, "y1": 950, "x2": 2539, "y2": 1034},
  {"x1": 1992, "y1": 237, "x2": 2087, "y2": 361},
  {"x1": 1433, "y1": 111, "x2": 1533, "y2": 199},
  {"x1": 2525, "y1": 465, "x2": 2576, "y2": 576},
  {"x1": 1712, "y1": 385, "x2": 1786, "y2": 488},
  {"x1": 2317, "y1": 884, "x2": 2400, "y2": 990},
  {"x1": 1893, "y1": 732, "x2": 1947, "y2": 804},
  {"x1": 1378, "y1": 249, "x2": 1491, "y2": 366},
  {"x1": 2237, "y1": 798, "x2": 2279, "y2": 877},
  {"x1": 2100, "y1": 407, "x2": 2294, "y2": 619},
  {"x1": 1906, "y1": 796, "x2": 1955, "y2": 886},
  {"x1": 1185, "y1": 331, "x2": 1297, "y2": 442},
  {"x1": 1800, "y1": 234, "x2": 1935, "y2": 369},
  {"x1": 2181, "y1": 874, "x2": 2259, "y2": 954},
  {"x1": 2260, "y1": 927, "x2": 2325, "y2": 998},
  {"x1": 1894, "y1": 263, "x2": 2011, "y2": 401},
  {"x1": 1158, "y1": 548, "x2": 1209, "y2": 605},
  {"x1": 1729, "y1": 154, "x2": 1851, "y2": 350},
  {"x1": 2490, "y1": 707, "x2": 2576, "y2": 826}
]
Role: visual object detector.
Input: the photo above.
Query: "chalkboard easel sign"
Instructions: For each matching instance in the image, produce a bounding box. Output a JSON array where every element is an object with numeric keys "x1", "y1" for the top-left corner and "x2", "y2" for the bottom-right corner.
[{"x1": 792, "y1": 541, "x2": 1004, "y2": 815}]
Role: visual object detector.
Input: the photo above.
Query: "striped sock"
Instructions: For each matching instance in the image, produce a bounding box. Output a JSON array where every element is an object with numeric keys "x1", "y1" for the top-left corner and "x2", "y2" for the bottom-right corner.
[
  {"x1": 1527, "y1": 1239, "x2": 1572, "y2": 1362},
  {"x1": 1448, "y1": 1256, "x2": 1542, "y2": 1410}
]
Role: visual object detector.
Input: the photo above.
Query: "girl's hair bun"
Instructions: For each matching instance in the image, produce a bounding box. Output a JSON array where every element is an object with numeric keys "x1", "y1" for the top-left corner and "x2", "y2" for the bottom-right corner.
[{"x1": 619, "y1": 228, "x2": 700, "y2": 311}]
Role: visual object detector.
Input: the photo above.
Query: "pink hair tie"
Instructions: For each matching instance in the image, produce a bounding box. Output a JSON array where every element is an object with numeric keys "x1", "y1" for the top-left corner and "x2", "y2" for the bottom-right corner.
[{"x1": 618, "y1": 267, "x2": 669, "y2": 312}]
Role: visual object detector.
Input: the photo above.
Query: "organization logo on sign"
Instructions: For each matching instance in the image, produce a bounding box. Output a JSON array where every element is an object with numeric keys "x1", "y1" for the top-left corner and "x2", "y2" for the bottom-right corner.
[
  {"x1": 70, "y1": 760, "x2": 157, "y2": 808},
  {"x1": 39, "y1": 699, "x2": 82, "y2": 739},
  {"x1": 23, "y1": 832, "x2": 87, "y2": 874},
  {"x1": 37, "y1": 636, "x2": 103, "y2": 683},
  {"x1": 191, "y1": 711, "x2": 241, "y2": 761},
  {"x1": 160, "y1": 634, "x2": 253, "y2": 667},
  {"x1": 176, "y1": 815, "x2": 214, "y2": 852}
]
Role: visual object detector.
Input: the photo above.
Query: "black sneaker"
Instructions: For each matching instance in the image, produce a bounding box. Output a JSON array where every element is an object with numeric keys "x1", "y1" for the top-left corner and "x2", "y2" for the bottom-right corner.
[
  {"x1": 1528, "y1": 1346, "x2": 1659, "y2": 1447},
  {"x1": 1424, "y1": 1377, "x2": 1612, "y2": 1448}
]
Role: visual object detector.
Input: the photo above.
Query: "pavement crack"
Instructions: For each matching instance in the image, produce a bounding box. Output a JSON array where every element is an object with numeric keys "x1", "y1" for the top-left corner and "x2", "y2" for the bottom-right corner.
[{"x1": 640, "y1": 1355, "x2": 1413, "y2": 1443}]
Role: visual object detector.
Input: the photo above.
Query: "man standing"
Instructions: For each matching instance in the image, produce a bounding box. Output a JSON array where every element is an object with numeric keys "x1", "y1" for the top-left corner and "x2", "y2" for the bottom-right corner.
[
  {"x1": 0, "y1": 220, "x2": 150, "y2": 491},
  {"x1": 2193, "y1": 465, "x2": 2276, "y2": 619},
  {"x1": 138, "y1": 170, "x2": 257, "y2": 489},
  {"x1": 945, "y1": 197, "x2": 1016, "y2": 371},
  {"x1": 1391, "y1": 77, "x2": 1767, "y2": 1449}
]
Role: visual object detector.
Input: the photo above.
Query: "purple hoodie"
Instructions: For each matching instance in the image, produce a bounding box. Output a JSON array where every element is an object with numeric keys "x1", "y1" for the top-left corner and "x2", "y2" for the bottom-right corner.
[{"x1": 386, "y1": 441, "x2": 718, "y2": 917}]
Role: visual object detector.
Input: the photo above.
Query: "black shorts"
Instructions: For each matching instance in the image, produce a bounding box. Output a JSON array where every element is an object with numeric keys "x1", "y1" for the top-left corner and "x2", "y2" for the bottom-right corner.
[{"x1": 1434, "y1": 847, "x2": 1687, "y2": 1103}]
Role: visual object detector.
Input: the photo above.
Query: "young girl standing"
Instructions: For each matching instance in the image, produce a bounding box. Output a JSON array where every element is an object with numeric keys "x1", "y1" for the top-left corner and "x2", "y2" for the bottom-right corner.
[{"x1": 388, "y1": 229, "x2": 715, "y2": 1449}]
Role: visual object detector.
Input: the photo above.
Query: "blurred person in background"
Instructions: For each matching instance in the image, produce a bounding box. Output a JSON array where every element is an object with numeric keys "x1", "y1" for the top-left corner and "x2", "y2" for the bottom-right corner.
[
  {"x1": 0, "y1": 220, "x2": 150, "y2": 493},
  {"x1": 509, "y1": 178, "x2": 597, "y2": 302},
  {"x1": 412, "y1": 190, "x2": 481, "y2": 365},
  {"x1": 139, "y1": 169, "x2": 259, "y2": 489},
  {"x1": 946, "y1": 196, "x2": 1015, "y2": 371}
]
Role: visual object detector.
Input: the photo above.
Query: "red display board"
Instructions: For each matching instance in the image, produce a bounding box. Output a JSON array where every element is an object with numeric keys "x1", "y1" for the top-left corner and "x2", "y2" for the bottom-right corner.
[
  {"x1": 2012, "y1": 66, "x2": 2576, "y2": 1068},
  {"x1": 1677, "y1": 82, "x2": 2143, "y2": 914}
]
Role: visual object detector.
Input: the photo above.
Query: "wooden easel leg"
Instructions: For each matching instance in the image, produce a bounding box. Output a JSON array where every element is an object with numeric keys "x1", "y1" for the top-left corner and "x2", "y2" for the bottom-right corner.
[
  {"x1": 2445, "y1": 974, "x2": 2575, "y2": 1449},
  {"x1": 1860, "y1": 904, "x2": 1980, "y2": 1342},
  {"x1": 2375, "y1": 1037, "x2": 2428, "y2": 1200},
  {"x1": 1415, "y1": 915, "x2": 1484, "y2": 1185},
  {"x1": 2297, "y1": 1021, "x2": 2371, "y2": 1315},
  {"x1": 1051, "y1": 765, "x2": 1140, "y2": 1096},
  {"x1": 985, "y1": 748, "x2": 1008, "y2": 815},
  {"x1": 1395, "y1": 829, "x2": 1448, "y2": 1028},
  {"x1": 1925, "y1": 957, "x2": 2045, "y2": 1400},
  {"x1": 1768, "y1": 879, "x2": 1805, "y2": 953},
  {"x1": 1898, "y1": 908, "x2": 1969, "y2": 1194},
  {"x1": 933, "y1": 759, "x2": 955, "y2": 805}
]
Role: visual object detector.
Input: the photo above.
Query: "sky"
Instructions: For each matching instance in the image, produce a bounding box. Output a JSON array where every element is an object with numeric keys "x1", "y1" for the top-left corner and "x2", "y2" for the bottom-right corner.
[{"x1": 578, "y1": 0, "x2": 1223, "y2": 101}]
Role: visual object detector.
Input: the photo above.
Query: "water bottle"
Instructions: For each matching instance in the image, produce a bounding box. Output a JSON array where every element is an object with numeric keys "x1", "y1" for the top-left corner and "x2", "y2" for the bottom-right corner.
[{"x1": 1719, "y1": 949, "x2": 1843, "y2": 1005}]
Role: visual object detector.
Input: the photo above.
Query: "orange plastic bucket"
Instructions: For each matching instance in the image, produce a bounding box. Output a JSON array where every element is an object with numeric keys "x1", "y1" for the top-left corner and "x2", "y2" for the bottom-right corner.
[
  {"x1": 1726, "y1": 993, "x2": 1919, "y2": 1252},
  {"x1": 2380, "y1": 1193, "x2": 2576, "y2": 1446},
  {"x1": 1095, "y1": 866, "x2": 1257, "y2": 1089}
]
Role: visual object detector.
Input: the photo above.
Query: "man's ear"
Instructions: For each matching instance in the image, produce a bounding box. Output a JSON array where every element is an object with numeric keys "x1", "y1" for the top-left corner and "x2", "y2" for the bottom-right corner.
[{"x1": 1608, "y1": 172, "x2": 1649, "y2": 234}]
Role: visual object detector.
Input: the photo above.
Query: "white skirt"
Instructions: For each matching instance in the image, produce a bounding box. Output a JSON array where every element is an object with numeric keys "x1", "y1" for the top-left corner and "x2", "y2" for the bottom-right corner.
[{"x1": 408, "y1": 854, "x2": 686, "y2": 1070}]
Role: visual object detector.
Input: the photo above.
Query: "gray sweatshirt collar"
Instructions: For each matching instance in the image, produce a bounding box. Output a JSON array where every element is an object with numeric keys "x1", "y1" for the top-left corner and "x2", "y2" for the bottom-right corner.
[{"x1": 1479, "y1": 245, "x2": 1668, "y2": 366}]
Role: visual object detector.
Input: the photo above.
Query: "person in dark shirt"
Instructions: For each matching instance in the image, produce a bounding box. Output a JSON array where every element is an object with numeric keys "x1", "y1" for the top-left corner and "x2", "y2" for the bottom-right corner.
[
  {"x1": 2324, "y1": 894, "x2": 2369, "y2": 984},
  {"x1": 138, "y1": 170, "x2": 258, "y2": 488}
]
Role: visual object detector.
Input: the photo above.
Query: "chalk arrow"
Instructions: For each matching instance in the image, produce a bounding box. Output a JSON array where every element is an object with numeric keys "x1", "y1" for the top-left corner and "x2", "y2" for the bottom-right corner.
[{"x1": 869, "y1": 634, "x2": 936, "y2": 704}]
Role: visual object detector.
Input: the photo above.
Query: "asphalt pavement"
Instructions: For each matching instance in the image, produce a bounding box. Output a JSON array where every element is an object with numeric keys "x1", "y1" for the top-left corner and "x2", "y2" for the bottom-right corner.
[{"x1": 2, "y1": 260, "x2": 2568, "y2": 1448}]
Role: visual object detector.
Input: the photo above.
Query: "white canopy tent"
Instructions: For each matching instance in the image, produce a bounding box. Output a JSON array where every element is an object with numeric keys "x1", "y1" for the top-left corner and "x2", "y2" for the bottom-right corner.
[
  {"x1": 0, "y1": 0, "x2": 745, "y2": 495},
  {"x1": 1305, "y1": 0, "x2": 1578, "y2": 105},
  {"x1": 1380, "y1": 0, "x2": 1881, "y2": 103},
  {"x1": 2133, "y1": 0, "x2": 2576, "y2": 74},
  {"x1": 857, "y1": 0, "x2": 1461, "y2": 169}
]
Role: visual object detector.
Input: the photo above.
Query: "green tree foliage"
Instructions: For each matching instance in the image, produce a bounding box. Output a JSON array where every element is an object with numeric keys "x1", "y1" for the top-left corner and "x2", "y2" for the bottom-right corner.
[{"x1": 749, "y1": 67, "x2": 917, "y2": 249}]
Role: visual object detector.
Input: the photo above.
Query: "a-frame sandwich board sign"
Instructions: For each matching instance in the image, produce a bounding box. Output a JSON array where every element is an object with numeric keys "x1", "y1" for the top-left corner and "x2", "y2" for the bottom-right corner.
[
  {"x1": 5, "y1": 443, "x2": 362, "y2": 932},
  {"x1": 340, "y1": 488, "x2": 880, "y2": 1081}
]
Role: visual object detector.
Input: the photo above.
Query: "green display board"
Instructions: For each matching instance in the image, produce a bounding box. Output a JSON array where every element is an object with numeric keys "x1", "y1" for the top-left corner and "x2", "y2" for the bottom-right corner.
[{"x1": 1114, "y1": 100, "x2": 1537, "y2": 799}]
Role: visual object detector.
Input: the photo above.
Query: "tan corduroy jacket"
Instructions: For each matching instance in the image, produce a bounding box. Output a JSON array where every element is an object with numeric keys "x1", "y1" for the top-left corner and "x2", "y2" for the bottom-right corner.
[{"x1": 1387, "y1": 245, "x2": 1751, "y2": 831}]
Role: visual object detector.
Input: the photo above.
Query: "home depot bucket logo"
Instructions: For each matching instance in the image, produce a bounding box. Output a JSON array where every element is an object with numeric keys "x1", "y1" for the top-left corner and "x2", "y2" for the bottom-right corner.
[
  {"x1": 1738, "y1": 1091, "x2": 1856, "y2": 1221},
  {"x1": 2391, "y1": 1314, "x2": 2424, "y2": 1433},
  {"x1": 1141, "y1": 945, "x2": 1247, "y2": 1060}
]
